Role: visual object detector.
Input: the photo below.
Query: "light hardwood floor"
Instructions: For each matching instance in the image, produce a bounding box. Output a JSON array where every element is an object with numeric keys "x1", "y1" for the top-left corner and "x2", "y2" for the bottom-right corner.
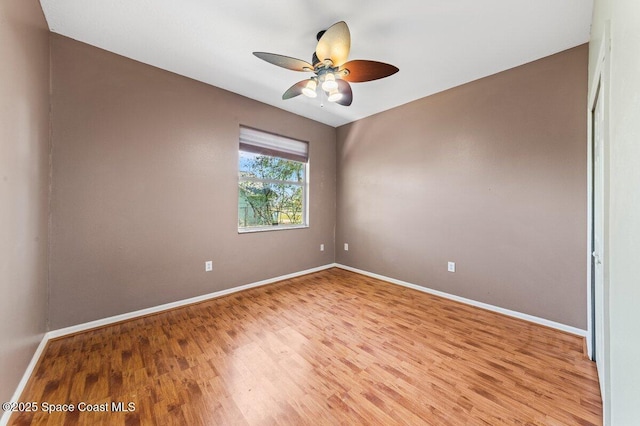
[{"x1": 9, "y1": 268, "x2": 601, "y2": 425}]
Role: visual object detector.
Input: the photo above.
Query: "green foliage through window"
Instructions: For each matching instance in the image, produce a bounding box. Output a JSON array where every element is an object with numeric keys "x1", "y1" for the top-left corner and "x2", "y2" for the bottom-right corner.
[{"x1": 238, "y1": 151, "x2": 306, "y2": 229}]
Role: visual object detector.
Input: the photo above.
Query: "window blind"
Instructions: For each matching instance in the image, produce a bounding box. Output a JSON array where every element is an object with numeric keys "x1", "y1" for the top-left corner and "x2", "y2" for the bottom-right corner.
[{"x1": 239, "y1": 126, "x2": 309, "y2": 163}]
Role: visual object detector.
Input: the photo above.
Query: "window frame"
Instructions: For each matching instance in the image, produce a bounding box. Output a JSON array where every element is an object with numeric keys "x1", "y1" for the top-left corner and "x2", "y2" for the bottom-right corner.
[{"x1": 237, "y1": 127, "x2": 309, "y2": 233}]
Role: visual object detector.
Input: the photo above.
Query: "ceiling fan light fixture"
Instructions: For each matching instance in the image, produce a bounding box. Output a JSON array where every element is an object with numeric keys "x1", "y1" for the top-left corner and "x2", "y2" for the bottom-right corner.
[
  {"x1": 302, "y1": 79, "x2": 318, "y2": 98},
  {"x1": 254, "y1": 21, "x2": 398, "y2": 107},
  {"x1": 321, "y1": 73, "x2": 338, "y2": 92},
  {"x1": 327, "y1": 88, "x2": 342, "y2": 102}
]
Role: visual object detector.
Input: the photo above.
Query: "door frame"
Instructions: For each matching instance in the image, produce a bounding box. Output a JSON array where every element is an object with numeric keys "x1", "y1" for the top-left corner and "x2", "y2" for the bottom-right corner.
[{"x1": 586, "y1": 21, "x2": 610, "y2": 421}]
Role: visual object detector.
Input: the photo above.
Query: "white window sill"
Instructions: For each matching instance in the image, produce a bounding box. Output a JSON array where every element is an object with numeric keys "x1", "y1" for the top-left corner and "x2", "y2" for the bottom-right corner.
[{"x1": 238, "y1": 224, "x2": 309, "y2": 234}]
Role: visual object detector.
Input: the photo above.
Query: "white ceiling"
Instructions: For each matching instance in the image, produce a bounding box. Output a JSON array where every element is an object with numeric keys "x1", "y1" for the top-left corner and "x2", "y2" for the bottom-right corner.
[{"x1": 39, "y1": 0, "x2": 593, "y2": 127}]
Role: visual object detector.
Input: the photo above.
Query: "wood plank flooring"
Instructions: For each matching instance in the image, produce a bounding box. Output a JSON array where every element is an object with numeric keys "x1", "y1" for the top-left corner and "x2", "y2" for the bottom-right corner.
[{"x1": 9, "y1": 268, "x2": 602, "y2": 425}]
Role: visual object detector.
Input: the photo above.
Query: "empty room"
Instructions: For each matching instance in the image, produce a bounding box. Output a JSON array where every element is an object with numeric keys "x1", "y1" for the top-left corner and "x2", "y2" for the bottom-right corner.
[{"x1": 2, "y1": 0, "x2": 639, "y2": 425}]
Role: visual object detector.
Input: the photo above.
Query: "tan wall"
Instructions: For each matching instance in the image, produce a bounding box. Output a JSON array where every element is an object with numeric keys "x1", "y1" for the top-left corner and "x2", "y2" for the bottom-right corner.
[
  {"x1": 336, "y1": 45, "x2": 588, "y2": 329},
  {"x1": 0, "y1": 0, "x2": 50, "y2": 401},
  {"x1": 48, "y1": 35, "x2": 336, "y2": 329}
]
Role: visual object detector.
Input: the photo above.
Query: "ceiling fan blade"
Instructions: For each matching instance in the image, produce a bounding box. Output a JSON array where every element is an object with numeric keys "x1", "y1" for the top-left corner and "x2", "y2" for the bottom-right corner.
[
  {"x1": 339, "y1": 60, "x2": 399, "y2": 83},
  {"x1": 253, "y1": 52, "x2": 314, "y2": 71},
  {"x1": 282, "y1": 79, "x2": 312, "y2": 100},
  {"x1": 335, "y1": 79, "x2": 353, "y2": 106},
  {"x1": 315, "y1": 21, "x2": 350, "y2": 67}
]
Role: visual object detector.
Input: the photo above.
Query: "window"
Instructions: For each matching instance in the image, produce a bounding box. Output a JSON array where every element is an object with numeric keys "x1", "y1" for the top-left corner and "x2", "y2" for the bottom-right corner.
[{"x1": 238, "y1": 126, "x2": 308, "y2": 232}]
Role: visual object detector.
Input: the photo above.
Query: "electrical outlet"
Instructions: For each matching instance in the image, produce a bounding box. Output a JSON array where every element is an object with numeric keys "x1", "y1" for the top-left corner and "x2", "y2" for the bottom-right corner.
[
  {"x1": 448, "y1": 262, "x2": 456, "y2": 272},
  {"x1": 344, "y1": 243, "x2": 349, "y2": 251},
  {"x1": 205, "y1": 261, "x2": 213, "y2": 272},
  {"x1": 320, "y1": 244, "x2": 325, "y2": 251}
]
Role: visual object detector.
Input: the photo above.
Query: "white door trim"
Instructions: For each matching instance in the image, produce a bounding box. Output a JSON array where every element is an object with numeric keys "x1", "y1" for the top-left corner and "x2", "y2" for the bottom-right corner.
[{"x1": 587, "y1": 21, "x2": 611, "y2": 424}]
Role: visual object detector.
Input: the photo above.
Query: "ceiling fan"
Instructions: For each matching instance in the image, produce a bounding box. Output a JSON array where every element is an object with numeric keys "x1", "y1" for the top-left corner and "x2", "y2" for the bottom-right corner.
[{"x1": 253, "y1": 21, "x2": 399, "y2": 106}]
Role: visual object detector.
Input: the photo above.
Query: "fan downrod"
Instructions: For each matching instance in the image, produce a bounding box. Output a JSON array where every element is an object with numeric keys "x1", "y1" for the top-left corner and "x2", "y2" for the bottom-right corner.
[{"x1": 312, "y1": 29, "x2": 327, "y2": 66}]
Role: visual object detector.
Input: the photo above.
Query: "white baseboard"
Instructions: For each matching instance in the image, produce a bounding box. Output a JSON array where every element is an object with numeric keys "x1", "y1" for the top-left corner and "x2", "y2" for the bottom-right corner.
[
  {"x1": 0, "y1": 335, "x2": 49, "y2": 426},
  {"x1": 334, "y1": 263, "x2": 587, "y2": 337},
  {"x1": 47, "y1": 262, "x2": 585, "y2": 339},
  {"x1": 48, "y1": 263, "x2": 336, "y2": 339}
]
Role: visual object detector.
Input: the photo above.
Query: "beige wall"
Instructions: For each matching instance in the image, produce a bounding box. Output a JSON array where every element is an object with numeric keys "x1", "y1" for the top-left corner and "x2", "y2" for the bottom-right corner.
[
  {"x1": 48, "y1": 35, "x2": 336, "y2": 329},
  {"x1": 0, "y1": 0, "x2": 50, "y2": 402},
  {"x1": 336, "y1": 45, "x2": 588, "y2": 329},
  {"x1": 590, "y1": 0, "x2": 640, "y2": 423}
]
